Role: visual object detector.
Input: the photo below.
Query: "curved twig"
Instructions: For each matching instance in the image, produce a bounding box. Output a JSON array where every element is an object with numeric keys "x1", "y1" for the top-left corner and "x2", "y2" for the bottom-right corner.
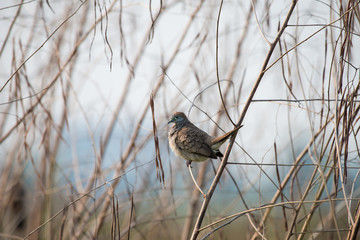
[{"x1": 215, "y1": 0, "x2": 235, "y2": 126}]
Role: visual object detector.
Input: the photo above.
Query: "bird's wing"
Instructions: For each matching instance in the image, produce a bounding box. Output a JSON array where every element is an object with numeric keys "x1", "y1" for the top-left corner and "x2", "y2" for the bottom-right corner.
[{"x1": 175, "y1": 125, "x2": 217, "y2": 159}]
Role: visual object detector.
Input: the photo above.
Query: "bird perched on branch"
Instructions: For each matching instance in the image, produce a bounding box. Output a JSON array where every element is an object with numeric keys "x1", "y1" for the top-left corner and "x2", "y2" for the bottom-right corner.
[{"x1": 168, "y1": 112, "x2": 242, "y2": 166}]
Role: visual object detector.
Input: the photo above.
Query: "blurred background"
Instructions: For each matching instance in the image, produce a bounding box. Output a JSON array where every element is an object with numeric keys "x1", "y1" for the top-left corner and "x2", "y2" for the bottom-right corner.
[{"x1": 0, "y1": 0, "x2": 359, "y2": 239}]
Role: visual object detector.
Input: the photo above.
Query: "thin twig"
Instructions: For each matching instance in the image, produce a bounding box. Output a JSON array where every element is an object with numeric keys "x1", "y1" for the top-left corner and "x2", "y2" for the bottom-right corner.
[
  {"x1": 246, "y1": 213, "x2": 267, "y2": 240},
  {"x1": 215, "y1": 0, "x2": 235, "y2": 125},
  {"x1": 200, "y1": 214, "x2": 243, "y2": 240},
  {"x1": 188, "y1": 165, "x2": 206, "y2": 198},
  {"x1": 251, "y1": 0, "x2": 271, "y2": 45}
]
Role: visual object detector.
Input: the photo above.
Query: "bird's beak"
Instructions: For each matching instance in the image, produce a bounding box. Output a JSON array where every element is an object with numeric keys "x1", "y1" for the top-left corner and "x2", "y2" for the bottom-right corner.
[{"x1": 168, "y1": 119, "x2": 173, "y2": 124}]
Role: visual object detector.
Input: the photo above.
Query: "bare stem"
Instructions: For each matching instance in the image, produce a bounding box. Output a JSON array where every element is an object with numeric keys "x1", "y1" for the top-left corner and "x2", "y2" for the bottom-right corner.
[
  {"x1": 188, "y1": 165, "x2": 206, "y2": 198},
  {"x1": 190, "y1": 1, "x2": 298, "y2": 239}
]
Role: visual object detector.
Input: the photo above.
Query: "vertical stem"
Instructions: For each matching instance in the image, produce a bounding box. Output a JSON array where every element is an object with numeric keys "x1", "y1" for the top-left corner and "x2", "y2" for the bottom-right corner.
[{"x1": 190, "y1": 1, "x2": 298, "y2": 239}]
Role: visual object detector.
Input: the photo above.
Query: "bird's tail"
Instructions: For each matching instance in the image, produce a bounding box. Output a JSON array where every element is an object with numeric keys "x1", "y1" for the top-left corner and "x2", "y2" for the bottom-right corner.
[{"x1": 211, "y1": 125, "x2": 243, "y2": 150}]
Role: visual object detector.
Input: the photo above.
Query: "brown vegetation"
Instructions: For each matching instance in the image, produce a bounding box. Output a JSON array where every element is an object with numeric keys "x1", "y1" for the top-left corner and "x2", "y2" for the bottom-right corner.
[{"x1": 0, "y1": 0, "x2": 359, "y2": 239}]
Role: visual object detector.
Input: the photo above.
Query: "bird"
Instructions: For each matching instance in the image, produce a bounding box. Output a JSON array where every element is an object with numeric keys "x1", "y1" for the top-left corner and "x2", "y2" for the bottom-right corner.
[{"x1": 168, "y1": 112, "x2": 242, "y2": 166}]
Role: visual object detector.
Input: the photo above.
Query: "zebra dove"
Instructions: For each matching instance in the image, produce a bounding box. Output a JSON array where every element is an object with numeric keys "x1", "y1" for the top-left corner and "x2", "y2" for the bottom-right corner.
[{"x1": 168, "y1": 112, "x2": 242, "y2": 166}]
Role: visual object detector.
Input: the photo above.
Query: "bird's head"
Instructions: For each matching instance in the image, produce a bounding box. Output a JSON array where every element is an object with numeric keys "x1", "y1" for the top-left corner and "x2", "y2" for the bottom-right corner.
[{"x1": 168, "y1": 112, "x2": 189, "y2": 127}]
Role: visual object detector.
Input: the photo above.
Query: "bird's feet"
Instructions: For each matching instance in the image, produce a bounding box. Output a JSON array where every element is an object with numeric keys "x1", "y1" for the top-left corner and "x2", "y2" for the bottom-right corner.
[{"x1": 186, "y1": 160, "x2": 192, "y2": 168}]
